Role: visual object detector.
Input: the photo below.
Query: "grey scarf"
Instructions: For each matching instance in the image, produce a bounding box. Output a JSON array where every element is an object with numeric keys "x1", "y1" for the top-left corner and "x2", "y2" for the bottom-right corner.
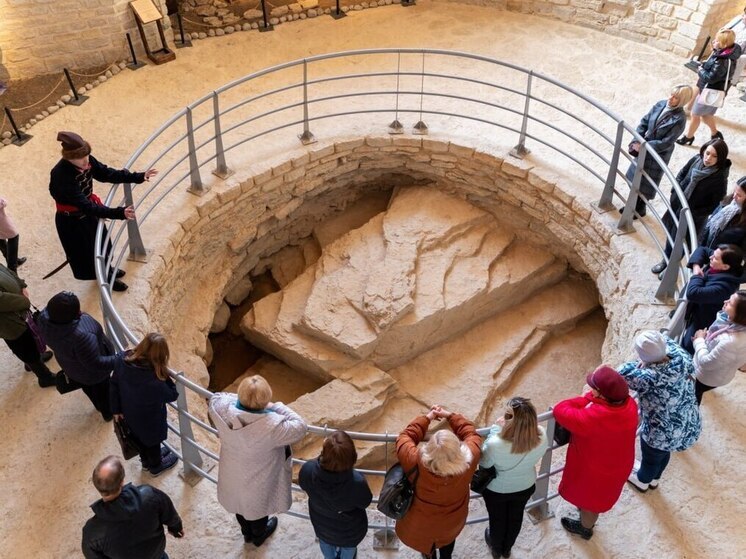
[
  {"x1": 706, "y1": 199, "x2": 742, "y2": 237},
  {"x1": 683, "y1": 157, "x2": 717, "y2": 199}
]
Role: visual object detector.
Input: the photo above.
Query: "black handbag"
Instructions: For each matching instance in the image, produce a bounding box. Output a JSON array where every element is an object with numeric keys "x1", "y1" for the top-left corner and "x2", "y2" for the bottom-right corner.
[
  {"x1": 113, "y1": 417, "x2": 141, "y2": 460},
  {"x1": 470, "y1": 465, "x2": 497, "y2": 494},
  {"x1": 553, "y1": 423, "x2": 571, "y2": 447},
  {"x1": 55, "y1": 371, "x2": 82, "y2": 395},
  {"x1": 377, "y1": 463, "x2": 419, "y2": 520}
]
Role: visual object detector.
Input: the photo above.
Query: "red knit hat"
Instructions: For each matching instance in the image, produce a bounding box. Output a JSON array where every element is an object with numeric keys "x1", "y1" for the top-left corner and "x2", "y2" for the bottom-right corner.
[
  {"x1": 586, "y1": 365, "x2": 629, "y2": 403},
  {"x1": 57, "y1": 131, "x2": 91, "y2": 160}
]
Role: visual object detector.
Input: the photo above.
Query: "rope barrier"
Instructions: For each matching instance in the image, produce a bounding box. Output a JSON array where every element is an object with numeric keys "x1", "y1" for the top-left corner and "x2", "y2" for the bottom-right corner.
[
  {"x1": 67, "y1": 60, "x2": 120, "y2": 79},
  {"x1": 7, "y1": 75, "x2": 66, "y2": 111}
]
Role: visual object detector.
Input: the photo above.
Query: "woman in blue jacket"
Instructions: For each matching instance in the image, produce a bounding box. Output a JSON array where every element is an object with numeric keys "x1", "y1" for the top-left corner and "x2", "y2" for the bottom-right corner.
[
  {"x1": 299, "y1": 430, "x2": 372, "y2": 559},
  {"x1": 480, "y1": 397, "x2": 548, "y2": 559},
  {"x1": 110, "y1": 333, "x2": 178, "y2": 476}
]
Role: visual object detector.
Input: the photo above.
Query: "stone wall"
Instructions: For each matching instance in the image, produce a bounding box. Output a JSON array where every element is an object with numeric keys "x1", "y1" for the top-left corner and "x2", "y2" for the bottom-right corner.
[
  {"x1": 127, "y1": 136, "x2": 661, "y2": 389},
  {"x1": 0, "y1": 0, "x2": 172, "y2": 79},
  {"x1": 498, "y1": 0, "x2": 743, "y2": 57}
]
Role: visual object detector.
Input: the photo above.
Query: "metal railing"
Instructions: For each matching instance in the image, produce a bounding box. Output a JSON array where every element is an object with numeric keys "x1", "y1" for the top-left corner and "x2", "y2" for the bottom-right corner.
[{"x1": 93, "y1": 49, "x2": 694, "y2": 541}]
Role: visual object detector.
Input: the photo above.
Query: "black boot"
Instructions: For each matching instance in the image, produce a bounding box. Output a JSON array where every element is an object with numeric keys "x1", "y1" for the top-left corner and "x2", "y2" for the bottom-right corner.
[
  {"x1": 27, "y1": 360, "x2": 57, "y2": 388},
  {"x1": 24, "y1": 350, "x2": 53, "y2": 371},
  {"x1": 5, "y1": 235, "x2": 22, "y2": 271},
  {"x1": 561, "y1": 517, "x2": 593, "y2": 540}
]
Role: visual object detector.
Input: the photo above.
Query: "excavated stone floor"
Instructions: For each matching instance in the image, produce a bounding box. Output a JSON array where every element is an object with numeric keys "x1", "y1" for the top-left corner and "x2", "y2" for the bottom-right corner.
[{"x1": 1, "y1": 3, "x2": 745, "y2": 559}]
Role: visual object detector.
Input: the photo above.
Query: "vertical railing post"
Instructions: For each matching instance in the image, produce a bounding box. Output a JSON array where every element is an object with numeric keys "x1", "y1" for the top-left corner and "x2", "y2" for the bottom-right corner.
[
  {"x1": 185, "y1": 107, "x2": 208, "y2": 195},
  {"x1": 656, "y1": 207, "x2": 690, "y2": 302},
  {"x1": 122, "y1": 183, "x2": 148, "y2": 263},
  {"x1": 211, "y1": 92, "x2": 234, "y2": 180},
  {"x1": 510, "y1": 71, "x2": 532, "y2": 159},
  {"x1": 528, "y1": 414, "x2": 555, "y2": 523},
  {"x1": 373, "y1": 434, "x2": 399, "y2": 550},
  {"x1": 389, "y1": 52, "x2": 404, "y2": 134},
  {"x1": 617, "y1": 141, "x2": 647, "y2": 233},
  {"x1": 175, "y1": 373, "x2": 205, "y2": 484},
  {"x1": 298, "y1": 59, "x2": 316, "y2": 145},
  {"x1": 597, "y1": 120, "x2": 625, "y2": 211},
  {"x1": 412, "y1": 52, "x2": 428, "y2": 135}
]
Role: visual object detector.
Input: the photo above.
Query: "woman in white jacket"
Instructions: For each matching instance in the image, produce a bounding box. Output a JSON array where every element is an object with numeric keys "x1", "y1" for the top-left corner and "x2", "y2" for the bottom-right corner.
[
  {"x1": 209, "y1": 374, "x2": 307, "y2": 546},
  {"x1": 692, "y1": 290, "x2": 746, "y2": 404}
]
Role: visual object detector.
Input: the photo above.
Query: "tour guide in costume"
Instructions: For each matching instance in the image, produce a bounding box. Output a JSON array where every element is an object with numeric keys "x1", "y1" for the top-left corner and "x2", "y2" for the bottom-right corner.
[{"x1": 49, "y1": 131, "x2": 157, "y2": 292}]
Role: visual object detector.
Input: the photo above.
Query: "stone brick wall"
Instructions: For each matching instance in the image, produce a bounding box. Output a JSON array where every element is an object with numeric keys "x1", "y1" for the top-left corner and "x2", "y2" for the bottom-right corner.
[
  {"x1": 0, "y1": 0, "x2": 172, "y2": 79},
  {"x1": 499, "y1": 0, "x2": 743, "y2": 57},
  {"x1": 129, "y1": 137, "x2": 658, "y2": 388}
]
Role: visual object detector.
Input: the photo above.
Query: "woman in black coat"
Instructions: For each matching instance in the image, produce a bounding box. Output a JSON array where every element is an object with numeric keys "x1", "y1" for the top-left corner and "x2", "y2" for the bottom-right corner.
[
  {"x1": 110, "y1": 333, "x2": 179, "y2": 476},
  {"x1": 624, "y1": 85, "x2": 692, "y2": 217},
  {"x1": 699, "y1": 177, "x2": 746, "y2": 253},
  {"x1": 49, "y1": 131, "x2": 157, "y2": 292},
  {"x1": 299, "y1": 430, "x2": 372, "y2": 559},
  {"x1": 678, "y1": 29, "x2": 742, "y2": 144},
  {"x1": 652, "y1": 139, "x2": 730, "y2": 275}
]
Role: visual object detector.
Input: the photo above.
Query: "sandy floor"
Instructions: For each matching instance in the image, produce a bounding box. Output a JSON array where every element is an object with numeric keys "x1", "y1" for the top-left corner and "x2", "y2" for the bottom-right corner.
[{"x1": 1, "y1": 2, "x2": 746, "y2": 558}]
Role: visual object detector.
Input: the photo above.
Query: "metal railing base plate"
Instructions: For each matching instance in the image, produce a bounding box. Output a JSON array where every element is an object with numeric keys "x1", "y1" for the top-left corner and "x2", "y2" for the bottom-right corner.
[
  {"x1": 187, "y1": 184, "x2": 211, "y2": 196},
  {"x1": 591, "y1": 201, "x2": 615, "y2": 214},
  {"x1": 298, "y1": 131, "x2": 317, "y2": 145},
  {"x1": 372, "y1": 528, "x2": 399, "y2": 550},
  {"x1": 509, "y1": 144, "x2": 530, "y2": 159},
  {"x1": 68, "y1": 95, "x2": 89, "y2": 106},
  {"x1": 388, "y1": 119, "x2": 404, "y2": 134},
  {"x1": 127, "y1": 250, "x2": 149, "y2": 264},
  {"x1": 179, "y1": 459, "x2": 215, "y2": 487},
  {"x1": 412, "y1": 120, "x2": 428, "y2": 135},
  {"x1": 528, "y1": 505, "x2": 555, "y2": 525},
  {"x1": 212, "y1": 167, "x2": 235, "y2": 180},
  {"x1": 11, "y1": 134, "x2": 32, "y2": 146}
]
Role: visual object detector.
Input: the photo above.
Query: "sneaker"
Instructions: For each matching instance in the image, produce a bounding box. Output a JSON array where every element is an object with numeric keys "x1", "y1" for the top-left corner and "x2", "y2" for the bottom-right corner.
[
  {"x1": 112, "y1": 279, "x2": 128, "y2": 292},
  {"x1": 148, "y1": 450, "x2": 178, "y2": 477},
  {"x1": 252, "y1": 516, "x2": 278, "y2": 547},
  {"x1": 649, "y1": 478, "x2": 660, "y2": 489},
  {"x1": 561, "y1": 516, "x2": 593, "y2": 540},
  {"x1": 627, "y1": 470, "x2": 649, "y2": 492},
  {"x1": 651, "y1": 260, "x2": 667, "y2": 274}
]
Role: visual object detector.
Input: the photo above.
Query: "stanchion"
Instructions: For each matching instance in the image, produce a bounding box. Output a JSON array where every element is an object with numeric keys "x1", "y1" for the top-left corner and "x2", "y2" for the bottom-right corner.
[
  {"x1": 259, "y1": 0, "x2": 274, "y2": 32},
  {"x1": 63, "y1": 69, "x2": 89, "y2": 106},
  {"x1": 684, "y1": 36, "x2": 709, "y2": 71},
  {"x1": 175, "y1": 13, "x2": 192, "y2": 48},
  {"x1": 401, "y1": 0, "x2": 416, "y2": 6},
  {"x1": 126, "y1": 32, "x2": 146, "y2": 70},
  {"x1": 330, "y1": 0, "x2": 346, "y2": 19},
  {"x1": 3, "y1": 107, "x2": 32, "y2": 146}
]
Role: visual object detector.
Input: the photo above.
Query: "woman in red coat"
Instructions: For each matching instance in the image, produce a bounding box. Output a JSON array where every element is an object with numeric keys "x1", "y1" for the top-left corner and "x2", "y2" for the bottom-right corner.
[
  {"x1": 395, "y1": 405, "x2": 482, "y2": 559},
  {"x1": 553, "y1": 365, "x2": 638, "y2": 540}
]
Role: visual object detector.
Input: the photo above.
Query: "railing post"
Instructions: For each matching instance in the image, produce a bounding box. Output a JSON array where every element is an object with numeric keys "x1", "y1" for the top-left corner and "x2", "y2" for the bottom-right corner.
[
  {"x1": 596, "y1": 120, "x2": 625, "y2": 212},
  {"x1": 175, "y1": 372, "x2": 206, "y2": 486},
  {"x1": 211, "y1": 92, "x2": 234, "y2": 180},
  {"x1": 373, "y1": 433, "x2": 399, "y2": 550},
  {"x1": 185, "y1": 107, "x2": 209, "y2": 196},
  {"x1": 510, "y1": 71, "x2": 532, "y2": 159},
  {"x1": 656, "y1": 207, "x2": 690, "y2": 302},
  {"x1": 122, "y1": 183, "x2": 148, "y2": 263},
  {"x1": 528, "y1": 414, "x2": 556, "y2": 523},
  {"x1": 298, "y1": 59, "x2": 317, "y2": 145},
  {"x1": 616, "y1": 141, "x2": 646, "y2": 233},
  {"x1": 412, "y1": 52, "x2": 428, "y2": 135},
  {"x1": 389, "y1": 52, "x2": 404, "y2": 134}
]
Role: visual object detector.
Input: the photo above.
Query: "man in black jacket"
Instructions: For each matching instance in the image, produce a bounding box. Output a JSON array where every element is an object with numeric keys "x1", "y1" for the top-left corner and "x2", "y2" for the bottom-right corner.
[{"x1": 82, "y1": 455, "x2": 184, "y2": 559}]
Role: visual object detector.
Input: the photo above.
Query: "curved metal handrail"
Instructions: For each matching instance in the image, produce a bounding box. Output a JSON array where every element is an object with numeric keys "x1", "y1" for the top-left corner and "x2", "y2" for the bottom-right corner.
[{"x1": 93, "y1": 49, "x2": 693, "y2": 534}]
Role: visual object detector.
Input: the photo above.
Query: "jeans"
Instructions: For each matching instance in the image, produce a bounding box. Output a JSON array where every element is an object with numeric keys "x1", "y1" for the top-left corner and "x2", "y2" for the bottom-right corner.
[
  {"x1": 319, "y1": 539, "x2": 357, "y2": 559},
  {"x1": 636, "y1": 438, "x2": 671, "y2": 483},
  {"x1": 482, "y1": 485, "x2": 535, "y2": 555}
]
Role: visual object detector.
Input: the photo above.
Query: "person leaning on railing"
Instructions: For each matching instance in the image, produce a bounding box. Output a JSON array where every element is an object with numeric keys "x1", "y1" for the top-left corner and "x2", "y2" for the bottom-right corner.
[
  {"x1": 298, "y1": 430, "x2": 372, "y2": 559},
  {"x1": 691, "y1": 290, "x2": 746, "y2": 405},
  {"x1": 208, "y1": 374, "x2": 307, "y2": 548},
  {"x1": 651, "y1": 138, "x2": 730, "y2": 278},
  {"x1": 618, "y1": 331, "x2": 701, "y2": 493},
  {"x1": 553, "y1": 366, "x2": 638, "y2": 541},
  {"x1": 698, "y1": 176, "x2": 746, "y2": 253},
  {"x1": 394, "y1": 405, "x2": 482, "y2": 559},
  {"x1": 622, "y1": 85, "x2": 692, "y2": 218},
  {"x1": 479, "y1": 397, "x2": 548, "y2": 559}
]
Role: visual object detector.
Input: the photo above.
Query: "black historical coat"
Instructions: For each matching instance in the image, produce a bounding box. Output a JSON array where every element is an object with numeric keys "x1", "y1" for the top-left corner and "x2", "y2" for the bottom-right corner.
[{"x1": 49, "y1": 156, "x2": 144, "y2": 280}]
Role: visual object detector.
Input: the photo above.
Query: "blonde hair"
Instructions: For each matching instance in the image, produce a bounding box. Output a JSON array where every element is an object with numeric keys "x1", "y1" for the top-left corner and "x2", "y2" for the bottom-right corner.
[
  {"x1": 499, "y1": 397, "x2": 542, "y2": 455},
  {"x1": 670, "y1": 84, "x2": 693, "y2": 108},
  {"x1": 419, "y1": 430, "x2": 472, "y2": 477},
  {"x1": 716, "y1": 28, "x2": 736, "y2": 48},
  {"x1": 125, "y1": 332, "x2": 170, "y2": 381},
  {"x1": 237, "y1": 374, "x2": 272, "y2": 410}
]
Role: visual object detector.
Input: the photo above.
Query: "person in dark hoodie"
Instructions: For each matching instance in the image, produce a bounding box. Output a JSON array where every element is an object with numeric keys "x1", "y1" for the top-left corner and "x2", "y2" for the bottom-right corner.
[
  {"x1": 49, "y1": 131, "x2": 157, "y2": 292},
  {"x1": 299, "y1": 430, "x2": 372, "y2": 559},
  {"x1": 110, "y1": 333, "x2": 179, "y2": 477},
  {"x1": 38, "y1": 291, "x2": 116, "y2": 420},
  {"x1": 682, "y1": 244, "x2": 744, "y2": 353},
  {"x1": 82, "y1": 455, "x2": 184, "y2": 559}
]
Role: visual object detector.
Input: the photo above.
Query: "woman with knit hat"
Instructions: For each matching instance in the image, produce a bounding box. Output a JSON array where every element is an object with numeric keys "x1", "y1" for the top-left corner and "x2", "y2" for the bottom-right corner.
[
  {"x1": 553, "y1": 365, "x2": 638, "y2": 541},
  {"x1": 619, "y1": 331, "x2": 701, "y2": 493},
  {"x1": 48, "y1": 131, "x2": 157, "y2": 292}
]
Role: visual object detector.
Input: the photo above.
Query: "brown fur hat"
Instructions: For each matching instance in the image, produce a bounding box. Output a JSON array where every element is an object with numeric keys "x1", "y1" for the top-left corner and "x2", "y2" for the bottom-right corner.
[{"x1": 57, "y1": 131, "x2": 91, "y2": 160}]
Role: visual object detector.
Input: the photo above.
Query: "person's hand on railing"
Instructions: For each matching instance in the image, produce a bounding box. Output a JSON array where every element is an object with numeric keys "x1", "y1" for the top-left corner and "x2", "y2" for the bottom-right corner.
[
  {"x1": 144, "y1": 168, "x2": 158, "y2": 181},
  {"x1": 692, "y1": 264, "x2": 704, "y2": 276},
  {"x1": 123, "y1": 206, "x2": 136, "y2": 220}
]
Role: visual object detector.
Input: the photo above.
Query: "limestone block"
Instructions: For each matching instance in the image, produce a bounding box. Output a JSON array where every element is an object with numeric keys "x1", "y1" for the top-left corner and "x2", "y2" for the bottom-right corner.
[
  {"x1": 203, "y1": 338, "x2": 213, "y2": 367},
  {"x1": 271, "y1": 244, "x2": 308, "y2": 288},
  {"x1": 210, "y1": 302, "x2": 231, "y2": 333},
  {"x1": 271, "y1": 5, "x2": 289, "y2": 16},
  {"x1": 299, "y1": 0, "x2": 319, "y2": 7},
  {"x1": 225, "y1": 276, "x2": 253, "y2": 306},
  {"x1": 289, "y1": 3, "x2": 303, "y2": 13},
  {"x1": 195, "y1": 5, "x2": 216, "y2": 16},
  {"x1": 301, "y1": 238, "x2": 321, "y2": 269},
  {"x1": 312, "y1": 190, "x2": 391, "y2": 248},
  {"x1": 243, "y1": 8, "x2": 263, "y2": 19}
]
